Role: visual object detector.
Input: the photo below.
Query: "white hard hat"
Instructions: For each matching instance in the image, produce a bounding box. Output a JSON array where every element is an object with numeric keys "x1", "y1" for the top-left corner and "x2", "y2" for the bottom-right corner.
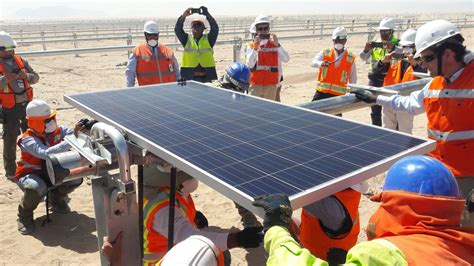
[
  {"x1": 26, "y1": 99, "x2": 53, "y2": 118},
  {"x1": 249, "y1": 22, "x2": 256, "y2": 34},
  {"x1": 143, "y1": 21, "x2": 159, "y2": 34},
  {"x1": 399, "y1": 28, "x2": 417, "y2": 46},
  {"x1": 0, "y1": 31, "x2": 17, "y2": 51},
  {"x1": 254, "y1": 14, "x2": 271, "y2": 26},
  {"x1": 414, "y1": 20, "x2": 462, "y2": 57},
  {"x1": 332, "y1": 27, "x2": 348, "y2": 40},
  {"x1": 378, "y1": 17, "x2": 395, "y2": 30},
  {"x1": 161, "y1": 235, "x2": 219, "y2": 266}
]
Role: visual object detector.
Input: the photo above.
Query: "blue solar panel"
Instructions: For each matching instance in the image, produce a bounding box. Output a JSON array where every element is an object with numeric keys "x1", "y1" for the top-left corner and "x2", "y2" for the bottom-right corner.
[{"x1": 65, "y1": 81, "x2": 434, "y2": 210}]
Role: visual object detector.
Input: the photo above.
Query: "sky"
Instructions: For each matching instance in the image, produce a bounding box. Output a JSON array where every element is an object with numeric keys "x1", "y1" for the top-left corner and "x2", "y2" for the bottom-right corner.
[{"x1": 0, "y1": 0, "x2": 472, "y2": 20}]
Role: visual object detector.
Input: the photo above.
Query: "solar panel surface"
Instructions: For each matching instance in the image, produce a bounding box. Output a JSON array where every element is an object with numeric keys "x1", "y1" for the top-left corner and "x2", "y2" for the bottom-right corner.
[{"x1": 65, "y1": 81, "x2": 435, "y2": 214}]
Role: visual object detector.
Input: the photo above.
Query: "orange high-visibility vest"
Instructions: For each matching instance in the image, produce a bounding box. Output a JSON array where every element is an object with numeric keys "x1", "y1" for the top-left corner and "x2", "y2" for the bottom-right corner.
[
  {"x1": 132, "y1": 43, "x2": 177, "y2": 86},
  {"x1": 249, "y1": 41, "x2": 279, "y2": 86},
  {"x1": 383, "y1": 58, "x2": 404, "y2": 86},
  {"x1": 0, "y1": 55, "x2": 33, "y2": 109},
  {"x1": 401, "y1": 65, "x2": 418, "y2": 83},
  {"x1": 143, "y1": 187, "x2": 197, "y2": 263},
  {"x1": 423, "y1": 62, "x2": 474, "y2": 177},
  {"x1": 15, "y1": 127, "x2": 62, "y2": 181},
  {"x1": 316, "y1": 48, "x2": 355, "y2": 96},
  {"x1": 367, "y1": 191, "x2": 474, "y2": 265},
  {"x1": 299, "y1": 188, "x2": 361, "y2": 260}
]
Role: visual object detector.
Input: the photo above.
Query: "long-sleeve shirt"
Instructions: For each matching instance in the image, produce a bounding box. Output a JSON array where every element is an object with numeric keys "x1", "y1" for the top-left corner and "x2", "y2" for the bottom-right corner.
[
  {"x1": 152, "y1": 191, "x2": 229, "y2": 252},
  {"x1": 18, "y1": 125, "x2": 72, "y2": 160},
  {"x1": 376, "y1": 66, "x2": 465, "y2": 115},
  {"x1": 245, "y1": 43, "x2": 290, "y2": 69},
  {"x1": 0, "y1": 56, "x2": 40, "y2": 104},
  {"x1": 310, "y1": 49, "x2": 357, "y2": 84},
  {"x1": 264, "y1": 226, "x2": 407, "y2": 266},
  {"x1": 174, "y1": 15, "x2": 219, "y2": 48},
  {"x1": 125, "y1": 44, "x2": 181, "y2": 87}
]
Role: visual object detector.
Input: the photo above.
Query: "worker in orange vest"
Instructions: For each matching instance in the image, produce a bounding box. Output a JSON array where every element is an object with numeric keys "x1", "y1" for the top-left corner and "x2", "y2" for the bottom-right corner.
[
  {"x1": 254, "y1": 155, "x2": 474, "y2": 265},
  {"x1": 125, "y1": 21, "x2": 180, "y2": 87},
  {"x1": 0, "y1": 31, "x2": 39, "y2": 181},
  {"x1": 245, "y1": 15, "x2": 289, "y2": 100},
  {"x1": 14, "y1": 100, "x2": 84, "y2": 234},
  {"x1": 355, "y1": 19, "x2": 474, "y2": 227},
  {"x1": 311, "y1": 26, "x2": 357, "y2": 116},
  {"x1": 141, "y1": 166, "x2": 263, "y2": 265}
]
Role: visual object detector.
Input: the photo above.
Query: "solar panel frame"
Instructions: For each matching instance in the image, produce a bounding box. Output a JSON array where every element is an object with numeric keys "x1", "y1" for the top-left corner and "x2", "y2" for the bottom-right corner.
[{"x1": 65, "y1": 81, "x2": 436, "y2": 217}]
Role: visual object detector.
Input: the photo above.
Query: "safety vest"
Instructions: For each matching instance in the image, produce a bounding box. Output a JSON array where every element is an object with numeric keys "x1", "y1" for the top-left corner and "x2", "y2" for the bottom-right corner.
[
  {"x1": 181, "y1": 34, "x2": 215, "y2": 68},
  {"x1": 401, "y1": 65, "x2": 417, "y2": 83},
  {"x1": 423, "y1": 61, "x2": 474, "y2": 177},
  {"x1": 367, "y1": 190, "x2": 474, "y2": 265},
  {"x1": 132, "y1": 43, "x2": 176, "y2": 86},
  {"x1": 249, "y1": 41, "x2": 279, "y2": 86},
  {"x1": 143, "y1": 187, "x2": 197, "y2": 263},
  {"x1": 383, "y1": 58, "x2": 403, "y2": 86},
  {"x1": 15, "y1": 127, "x2": 62, "y2": 180},
  {"x1": 0, "y1": 55, "x2": 33, "y2": 109},
  {"x1": 299, "y1": 188, "x2": 361, "y2": 260},
  {"x1": 316, "y1": 48, "x2": 355, "y2": 96}
]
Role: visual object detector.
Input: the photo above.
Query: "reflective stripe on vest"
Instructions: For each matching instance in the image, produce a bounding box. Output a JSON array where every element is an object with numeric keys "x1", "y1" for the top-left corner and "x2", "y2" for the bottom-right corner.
[
  {"x1": 0, "y1": 55, "x2": 33, "y2": 109},
  {"x1": 422, "y1": 61, "x2": 474, "y2": 177},
  {"x1": 249, "y1": 41, "x2": 279, "y2": 86},
  {"x1": 143, "y1": 187, "x2": 196, "y2": 261},
  {"x1": 15, "y1": 127, "x2": 62, "y2": 179},
  {"x1": 133, "y1": 43, "x2": 176, "y2": 86},
  {"x1": 316, "y1": 48, "x2": 354, "y2": 96},
  {"x1": 182, "y1": 34, "x2": 215, "y2": 68},
  {"x1": 299, "y1": 189, "x2": 361, "y2": 260}
]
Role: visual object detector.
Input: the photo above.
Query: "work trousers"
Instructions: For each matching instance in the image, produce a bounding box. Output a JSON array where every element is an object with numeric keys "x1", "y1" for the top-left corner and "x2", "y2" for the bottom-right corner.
[
  {"x1": 382, "y1": 108, "x2": 414, "y2": 134},
  {"x1": 249, "y1": 84, "x2": 278, "y2": 100},
  {"x1": 3, "y1": 102, "x2": 28, "y2": 176},
  {"x1": 311, "y1": 91, "x2": 342, "y2": 117}
]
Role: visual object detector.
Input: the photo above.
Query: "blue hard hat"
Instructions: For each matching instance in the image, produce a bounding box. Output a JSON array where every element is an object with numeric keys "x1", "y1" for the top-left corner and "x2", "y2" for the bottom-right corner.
[
  {"x1": 225, "y1": 62, "x2": 250, "y2": 91},
  {"x1": 384, "y1": 155, "x2": 460, "y2": 197}
]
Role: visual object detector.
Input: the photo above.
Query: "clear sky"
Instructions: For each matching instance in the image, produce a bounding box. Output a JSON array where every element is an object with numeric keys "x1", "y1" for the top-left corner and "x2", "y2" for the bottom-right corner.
[{"x1": 1, "y1": 0, "x2": 472, "y2": 20}]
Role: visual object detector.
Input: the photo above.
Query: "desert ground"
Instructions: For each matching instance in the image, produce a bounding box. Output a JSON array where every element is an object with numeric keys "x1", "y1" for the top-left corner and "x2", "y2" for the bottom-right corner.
[{"x1": 0, "y1": 16, "x2": 472, "y2": 265}]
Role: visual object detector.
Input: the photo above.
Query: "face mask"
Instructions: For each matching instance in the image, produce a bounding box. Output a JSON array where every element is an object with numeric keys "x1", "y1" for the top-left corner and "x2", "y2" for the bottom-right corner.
[
  {"x1": 334, "y1": 43, "x2": 344, "y2": 50},
  {"x1": 180, "y1": 178, "x2": 199, "y2": 196},
  {"x1": 260, "y1": 39, "x2": 268, "y2": 46},
  {"x1": 44, "y1": 120, "x2": 57, "y2": 133},
  {"x1": 147, "y1": 39, "x2": 158, "y2": 47},
  {"x1": 403, "y1": 47, "x2": 414, "y2": 54}
]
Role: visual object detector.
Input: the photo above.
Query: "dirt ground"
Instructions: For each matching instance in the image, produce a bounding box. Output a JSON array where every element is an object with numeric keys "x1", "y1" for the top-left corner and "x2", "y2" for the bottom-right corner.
[{"x1": 0, "y1": 18, "x2": 472, "y2": 265}]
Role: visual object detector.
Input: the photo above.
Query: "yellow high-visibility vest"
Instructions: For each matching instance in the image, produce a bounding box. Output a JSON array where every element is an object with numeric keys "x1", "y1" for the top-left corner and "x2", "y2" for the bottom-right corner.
[{"x1": 181, "y1": 34, "x2": 215, "y2": 68}]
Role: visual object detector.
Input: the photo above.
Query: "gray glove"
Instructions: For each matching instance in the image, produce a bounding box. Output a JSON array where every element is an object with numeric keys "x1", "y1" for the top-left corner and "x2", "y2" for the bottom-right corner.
[{"x1": 353, "y1": 90, "x2": 378, "y2": 103}]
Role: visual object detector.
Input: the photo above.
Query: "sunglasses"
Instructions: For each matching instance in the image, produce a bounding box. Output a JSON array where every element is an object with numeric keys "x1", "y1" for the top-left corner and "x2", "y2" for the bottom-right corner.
[
  {"x1": 0, "y1": 46, "x2": 15, "y2": 51},
  {"x1": 421, "y1": 54, "x2": 436, "y2": 63},
  {"x1": 257, "y1": 26, "x2": 269, "y2": 31}
]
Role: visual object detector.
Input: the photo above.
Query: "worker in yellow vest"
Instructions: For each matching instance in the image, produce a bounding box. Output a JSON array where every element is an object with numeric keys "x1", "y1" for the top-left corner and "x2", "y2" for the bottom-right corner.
[
  {"x1": 126, "y1": 21, "x2": 180, "y2": 87},
  {"x1": 311, "y1": 26, "x2": 356, "y2": 116},
  {"x1": 175, "y1": 6, "x2": 218, "y2": 83},
  {"x1": 245, "y1": 15, "x2": 289, "y2": 100}
]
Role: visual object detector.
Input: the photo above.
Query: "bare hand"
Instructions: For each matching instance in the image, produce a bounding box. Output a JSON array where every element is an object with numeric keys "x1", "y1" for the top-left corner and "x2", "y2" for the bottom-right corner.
[
  {"x1": 321, "y1": 61, "x2": 330, "y2": 67},
  {"x1": 17, "y1": 69, "x2": 27, "y2": 79},
  {"x1": 363, "y1": 42, "x2": 372, "y2": 53},
  {"x1": 382, "y1": 52, "x2": 393, "y2": 64},
  {"x1": 407, "y1": 54, "x2": 417, "y2": 66},
  {"x1": 271, "y1": 33, "x2": 279, "y2": 46},
  {"x1": 102, "y1": 231, "x2": 123, "y2": 266},
  {"x1": 254, "y1": 35, "x2": 261, "y2": 48},
  {"x1": 73, "y1": 122, "x2": 87, "y2": 137},
  {"x1": 183, "y1": 8, "x2": 191, "y2": 17}
]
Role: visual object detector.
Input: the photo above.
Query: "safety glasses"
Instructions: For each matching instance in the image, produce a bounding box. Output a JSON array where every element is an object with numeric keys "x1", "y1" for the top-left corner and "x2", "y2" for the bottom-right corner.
[
  {"x1": 421, "y1": 53, "x2": 436, "y2": 63},
  {"x1": 0, "y1": 46, "x2": 15, "y2": 51}
]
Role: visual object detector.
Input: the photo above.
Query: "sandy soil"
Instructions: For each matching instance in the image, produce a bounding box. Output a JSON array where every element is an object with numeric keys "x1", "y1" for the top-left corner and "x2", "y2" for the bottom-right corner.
[{"x1": 0, "y1": 19, "x2": 472, "y2": 265}]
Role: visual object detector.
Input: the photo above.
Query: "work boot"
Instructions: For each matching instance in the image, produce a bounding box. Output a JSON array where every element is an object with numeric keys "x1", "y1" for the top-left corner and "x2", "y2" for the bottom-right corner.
[
  {"x1": 17, "y1": 189, "x2": 42, "y2": 235},
  {"x1": 17, "y1": 216, "x2": 34, "y2": 235},
  {"x1": 49, "y1": 197, "x2": 71, "y2": 214}
]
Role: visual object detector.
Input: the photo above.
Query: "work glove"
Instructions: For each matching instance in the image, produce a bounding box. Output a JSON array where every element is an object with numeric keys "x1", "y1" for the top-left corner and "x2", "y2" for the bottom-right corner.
[
  {"x1": 228, "y1": 227, "x2": 263, "y2": 249},
  {"x1": 252, "y1": 193, "x2": 292, "y2": 232},
  {"x1": 194, "y1": 210, "x2": 209, "y2": 229},
  {"x1": 353, "y1": 90, "x2": 378, "y2": 104},
  {"x1": 200, "y1": 6, "x2": 209, "y2": 16}
]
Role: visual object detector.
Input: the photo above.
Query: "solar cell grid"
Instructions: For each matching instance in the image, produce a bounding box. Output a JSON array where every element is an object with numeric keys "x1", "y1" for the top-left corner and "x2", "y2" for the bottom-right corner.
[{"x1": 65, "y1": 81, "x2": 434, "y2": 212}]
